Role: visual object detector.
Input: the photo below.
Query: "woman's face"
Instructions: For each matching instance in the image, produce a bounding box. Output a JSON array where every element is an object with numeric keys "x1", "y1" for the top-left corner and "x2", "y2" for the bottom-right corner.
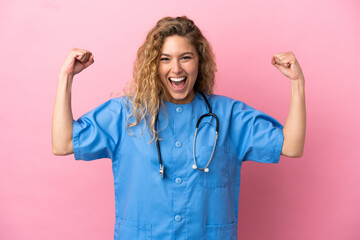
[{"x1": 158, "y1": 35, "x2": 199, "y2": 104}]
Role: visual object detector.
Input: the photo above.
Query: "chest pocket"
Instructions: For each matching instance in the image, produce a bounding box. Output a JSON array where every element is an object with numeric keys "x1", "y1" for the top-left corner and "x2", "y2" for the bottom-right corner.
[{"x1": 199, "y1": 146, "x2": 230, "y2": 188}]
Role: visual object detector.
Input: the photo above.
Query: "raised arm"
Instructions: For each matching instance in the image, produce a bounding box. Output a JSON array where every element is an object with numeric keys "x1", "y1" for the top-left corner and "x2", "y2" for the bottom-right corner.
[
  {"x1": 52, "y1": 48, "x2": 94, "y2": 155},
  {"x1": 271, "y1": 52, "x2": 306, "y2": 158}
]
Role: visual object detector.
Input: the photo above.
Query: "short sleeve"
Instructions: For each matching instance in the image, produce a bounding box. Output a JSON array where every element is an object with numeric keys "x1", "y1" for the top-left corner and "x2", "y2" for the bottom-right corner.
[
  {"x1": 72, "y1": 98, "x2": 125, "y2": 161},
  {"x1": 232, "y1": 102, "x2": 284, "y2": 164}
]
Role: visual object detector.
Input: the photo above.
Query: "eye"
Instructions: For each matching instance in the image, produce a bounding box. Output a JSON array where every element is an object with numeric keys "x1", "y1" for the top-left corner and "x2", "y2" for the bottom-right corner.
[
  {"x1": 160, "y1": 57, "x2": 170, "y2": 61},
  {"x1": 182, "y1": 56, "x2": 192, "y2": 60}
]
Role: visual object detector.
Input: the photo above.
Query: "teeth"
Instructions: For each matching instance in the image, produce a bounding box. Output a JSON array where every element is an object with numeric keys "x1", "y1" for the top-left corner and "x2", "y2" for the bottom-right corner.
[{"x1": 169, "y1": 77, "x2": 186, "y2": 82}]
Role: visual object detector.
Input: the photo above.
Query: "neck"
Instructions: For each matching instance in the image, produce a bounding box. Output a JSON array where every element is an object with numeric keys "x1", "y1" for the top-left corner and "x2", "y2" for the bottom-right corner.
[{"x1": 163, "y1": 90, "x2": 196, "y2": 104}]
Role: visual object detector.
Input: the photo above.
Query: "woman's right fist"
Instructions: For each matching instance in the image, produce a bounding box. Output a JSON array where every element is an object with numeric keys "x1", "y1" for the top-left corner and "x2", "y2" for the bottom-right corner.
[{"x1": 60, "y1": 48, "x2": 94, "y2": 77}]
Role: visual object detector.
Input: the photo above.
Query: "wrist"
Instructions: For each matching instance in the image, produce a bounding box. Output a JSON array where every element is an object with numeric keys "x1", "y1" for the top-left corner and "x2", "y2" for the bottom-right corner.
[
  {"x1": 58, "y1": 72, "x2": 74, "y2": 82},
  {"x1": 290, "y1": 78, "x2": 305, "y2": 95},
  {"x1": 290, "y1": 76, "x2": 305, "y2": 82},
  {"x1": 57, "y1": 72, "x2": 74, "y2": 92},
  {"x1": 59, "y1": 71, "x2": 74, "y2": 80}
]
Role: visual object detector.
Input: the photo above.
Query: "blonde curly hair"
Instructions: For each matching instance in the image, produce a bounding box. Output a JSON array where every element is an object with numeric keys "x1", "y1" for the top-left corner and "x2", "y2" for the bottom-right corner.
[{"x1": 125, "y1": 16, "x2": 217, "y2": 142}]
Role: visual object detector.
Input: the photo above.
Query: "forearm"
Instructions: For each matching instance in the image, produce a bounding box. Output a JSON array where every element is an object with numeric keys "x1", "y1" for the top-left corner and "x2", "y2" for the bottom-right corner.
[
  {"x1": 282, "y1": 78, "x2": 306, "y2": 157},
  {"x1": 52, "y1": 73, "x2": 74, "y2": 155}
]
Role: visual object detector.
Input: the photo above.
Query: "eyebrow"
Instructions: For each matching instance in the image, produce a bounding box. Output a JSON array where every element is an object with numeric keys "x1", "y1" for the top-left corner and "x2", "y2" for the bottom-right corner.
[{"x1": 160, "y1": 52, "x2": 195, "y2": 57}]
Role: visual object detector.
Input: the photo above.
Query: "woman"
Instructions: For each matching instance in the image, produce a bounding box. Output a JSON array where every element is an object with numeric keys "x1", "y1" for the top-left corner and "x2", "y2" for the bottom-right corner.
[{"x1": 52, "y1": 16, "x2": 306, "y2": 240}]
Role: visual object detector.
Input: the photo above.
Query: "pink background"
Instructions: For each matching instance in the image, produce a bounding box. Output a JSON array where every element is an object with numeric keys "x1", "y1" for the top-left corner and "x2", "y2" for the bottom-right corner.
[{"x1": 1, "y1": 0, "x2": 359, "y2": 239}]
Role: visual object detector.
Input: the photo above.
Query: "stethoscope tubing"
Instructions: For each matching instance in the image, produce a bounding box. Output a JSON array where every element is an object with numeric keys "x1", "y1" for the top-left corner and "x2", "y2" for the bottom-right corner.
[{"x1": 155, "y1": 92, "x2": 219, "y2": 178}]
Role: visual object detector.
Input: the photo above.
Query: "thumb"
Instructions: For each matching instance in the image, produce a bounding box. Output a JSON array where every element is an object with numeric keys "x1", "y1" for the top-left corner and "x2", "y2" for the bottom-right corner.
[
  {"x1": 83, "y1": 54, "x2": 95, "y2": 68},
  {"x1": 271, "y1": 56, "x2": 289, "y2": 71}
]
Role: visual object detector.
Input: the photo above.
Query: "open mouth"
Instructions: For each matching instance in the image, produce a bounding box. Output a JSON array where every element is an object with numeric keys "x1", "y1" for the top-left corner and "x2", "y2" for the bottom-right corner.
[{"x1": 168, "y1": 77, "x2": 187, "y2": 90}]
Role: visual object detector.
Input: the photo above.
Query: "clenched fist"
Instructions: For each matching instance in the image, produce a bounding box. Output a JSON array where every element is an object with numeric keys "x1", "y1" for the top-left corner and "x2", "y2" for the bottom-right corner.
[
  {"x1": 60, "y1": 48, "x2": 94, "y2": 77},
  {"x1": 271, "y1": 51, "x2": 304, "y2": 81}
]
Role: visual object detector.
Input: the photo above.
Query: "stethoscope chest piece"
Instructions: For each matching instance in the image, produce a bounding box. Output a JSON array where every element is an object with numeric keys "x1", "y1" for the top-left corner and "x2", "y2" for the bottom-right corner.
[{"x1": 159, "y1": 165, "x2": 164, "y2": 178}]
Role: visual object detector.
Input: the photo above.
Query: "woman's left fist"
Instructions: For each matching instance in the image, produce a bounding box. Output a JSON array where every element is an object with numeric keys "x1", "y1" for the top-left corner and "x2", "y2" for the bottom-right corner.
[{"x1": 271, "y1": 51, "x2": 304, "y2": 80}]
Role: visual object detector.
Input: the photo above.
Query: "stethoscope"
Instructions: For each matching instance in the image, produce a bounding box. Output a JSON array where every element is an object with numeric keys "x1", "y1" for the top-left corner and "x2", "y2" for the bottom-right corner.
[{"x1": 155, "y1": 92, "x2": 219, "y2": 178}]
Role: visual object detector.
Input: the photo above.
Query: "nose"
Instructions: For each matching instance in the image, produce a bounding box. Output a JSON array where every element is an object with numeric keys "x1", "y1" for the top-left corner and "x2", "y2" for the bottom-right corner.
[{"x1": 171, "y1": 60, "x2": 182, "y2": 74}]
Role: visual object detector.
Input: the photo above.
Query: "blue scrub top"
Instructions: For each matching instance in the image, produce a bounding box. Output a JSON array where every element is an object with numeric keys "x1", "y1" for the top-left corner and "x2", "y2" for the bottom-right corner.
[{"x1": 73, "y1": 92, "x2": 284, "y2": 240}]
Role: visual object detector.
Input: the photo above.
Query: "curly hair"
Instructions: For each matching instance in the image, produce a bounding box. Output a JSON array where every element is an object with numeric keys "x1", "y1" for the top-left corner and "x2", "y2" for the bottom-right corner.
[{"x1": 125, "y1": 16, "x2": 217, "y2": 142}]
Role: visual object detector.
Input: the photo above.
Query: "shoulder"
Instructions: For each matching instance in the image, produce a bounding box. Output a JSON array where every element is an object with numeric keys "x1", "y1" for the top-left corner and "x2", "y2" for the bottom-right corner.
[
  {"x1": 206, "y1": 93, "x2": 266, "y2": 123},
  {"x1": 85, "y1": 96, "x2": 131, "y2": 117},
  {"x1": 208, "y1": 94, "x2": 255, "y2": 111},
  {"x1": 207, "y1": 93, "x2": 283, "y2": 128},
  {"x1": 104, "y1": 96, "x2": 131, "y2": 110}
]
